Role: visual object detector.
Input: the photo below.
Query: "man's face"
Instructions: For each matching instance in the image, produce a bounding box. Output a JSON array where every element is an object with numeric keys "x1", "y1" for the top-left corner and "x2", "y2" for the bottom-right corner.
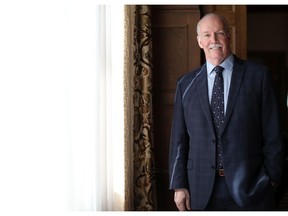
[{"x1": 197, "y1": 15, "x2": 231, "y2": 65}]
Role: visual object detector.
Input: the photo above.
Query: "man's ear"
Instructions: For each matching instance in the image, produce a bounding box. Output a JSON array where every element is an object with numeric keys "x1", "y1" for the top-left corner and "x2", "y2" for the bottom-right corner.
[{"x1": 197, "y1": 36, "x2": 203, "y2": 49}]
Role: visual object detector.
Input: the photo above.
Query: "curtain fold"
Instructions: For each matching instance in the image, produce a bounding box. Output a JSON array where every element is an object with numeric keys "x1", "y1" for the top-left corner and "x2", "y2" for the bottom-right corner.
[
  {"x1": 132, "y1": 5, "x2": 157, "y2": 210},
  {"x1": 98, "y1": 5, "x2": 125, "y2": 211},
  {"x1": 124, "y1": 5, "x2": 135, "y2": 211}
]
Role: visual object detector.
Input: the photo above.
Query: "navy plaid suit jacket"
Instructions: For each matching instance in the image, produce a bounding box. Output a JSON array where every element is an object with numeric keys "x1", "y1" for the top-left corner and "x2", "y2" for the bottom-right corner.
[{"x1": 169, "y1": 55, "x2": 283, "y2": 210}]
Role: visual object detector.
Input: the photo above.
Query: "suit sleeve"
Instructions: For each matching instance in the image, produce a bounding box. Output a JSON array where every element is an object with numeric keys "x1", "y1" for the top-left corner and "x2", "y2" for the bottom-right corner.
[
  {"x1": 169, "y1": 80, "x2": 190, "y2": 190},
  {"x1": 261, "y1": 69, "x2": 284, "y2": 184}
]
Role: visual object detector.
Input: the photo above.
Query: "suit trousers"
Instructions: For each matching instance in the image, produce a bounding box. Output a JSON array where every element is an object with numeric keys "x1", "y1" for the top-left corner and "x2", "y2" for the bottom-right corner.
[{"x1": 205, "y1": 175, "x2": 275, "y2": 211}]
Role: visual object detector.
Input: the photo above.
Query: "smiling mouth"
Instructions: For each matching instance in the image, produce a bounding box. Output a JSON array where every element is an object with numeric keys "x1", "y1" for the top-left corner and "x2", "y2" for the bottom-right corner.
[{"x1": 209, "y1": 44, "x2": 222, "y2": 50}]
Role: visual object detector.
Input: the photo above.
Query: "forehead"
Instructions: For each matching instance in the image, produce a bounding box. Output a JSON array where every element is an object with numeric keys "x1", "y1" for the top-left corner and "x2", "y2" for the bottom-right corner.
[{"x1": 199, "y1": 15, "x2": 225, "y2": 32}]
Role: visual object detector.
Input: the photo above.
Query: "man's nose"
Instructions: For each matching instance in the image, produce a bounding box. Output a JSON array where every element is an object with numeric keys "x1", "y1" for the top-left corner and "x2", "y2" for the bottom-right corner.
[{"x1": 211, "y1": 33, "x2": 218, "y2": 42}]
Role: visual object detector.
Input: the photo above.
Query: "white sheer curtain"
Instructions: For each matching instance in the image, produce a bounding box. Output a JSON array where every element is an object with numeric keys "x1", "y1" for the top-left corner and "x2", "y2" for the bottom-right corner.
[
  {"x1": 94, "y1": 4, "x2": 125, "y2": 211},
  {"x1": 0, "y1": 1, "x2": 124, "y2": 212}
]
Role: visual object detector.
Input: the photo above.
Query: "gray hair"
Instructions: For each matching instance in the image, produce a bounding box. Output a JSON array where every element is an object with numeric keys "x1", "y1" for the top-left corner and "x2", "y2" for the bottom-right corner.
[{"x1": 196, "y1": 13, "x2": 230, "y2": 36}]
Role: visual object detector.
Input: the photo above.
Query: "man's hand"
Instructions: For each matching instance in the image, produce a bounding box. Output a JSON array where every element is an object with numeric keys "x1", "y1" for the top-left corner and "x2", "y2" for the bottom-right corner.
[{"x1": 174, "y1": 188, "x2": 191, "y2": 211}]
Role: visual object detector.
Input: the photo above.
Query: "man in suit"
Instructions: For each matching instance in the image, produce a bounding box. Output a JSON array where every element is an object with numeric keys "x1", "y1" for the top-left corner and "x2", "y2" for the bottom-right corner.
[{"x1": 169, "y1": 13, "x2": 284, "y2": 210}]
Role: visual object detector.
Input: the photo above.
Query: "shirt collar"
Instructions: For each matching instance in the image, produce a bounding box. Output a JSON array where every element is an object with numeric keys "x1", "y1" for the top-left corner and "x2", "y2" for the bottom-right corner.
[{"x1": 207, "y1": 54, "x2": 234, "y2": 75}]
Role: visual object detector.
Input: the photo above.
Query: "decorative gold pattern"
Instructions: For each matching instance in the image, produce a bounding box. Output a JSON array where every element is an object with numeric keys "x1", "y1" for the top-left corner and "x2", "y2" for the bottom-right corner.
[{"x1": 132, "y1": 5, "x2": 157, "y2": 210}]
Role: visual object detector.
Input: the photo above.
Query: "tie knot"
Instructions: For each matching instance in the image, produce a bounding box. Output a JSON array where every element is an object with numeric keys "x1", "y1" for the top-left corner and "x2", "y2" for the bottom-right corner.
[{"x1": 214, "y1": 66, "x2": 224, "y2": 75}]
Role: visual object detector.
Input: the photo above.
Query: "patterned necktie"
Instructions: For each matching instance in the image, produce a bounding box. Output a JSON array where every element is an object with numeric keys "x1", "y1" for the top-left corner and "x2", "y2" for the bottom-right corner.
[{"x1": 211, "y1": 65, "x2": 224, "y2": 169}]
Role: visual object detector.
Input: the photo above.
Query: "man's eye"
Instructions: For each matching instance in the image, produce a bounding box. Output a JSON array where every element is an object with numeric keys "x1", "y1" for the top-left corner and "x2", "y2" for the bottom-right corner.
[
  {"x1": 217, "y1": 32, "x2": 226, "y2": 36},
  {"x1": 203, "y1": 34, "x2": 210, "y2": 38}
]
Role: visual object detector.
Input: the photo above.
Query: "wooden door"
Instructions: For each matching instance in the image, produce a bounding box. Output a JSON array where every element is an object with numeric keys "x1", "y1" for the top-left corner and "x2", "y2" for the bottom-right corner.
[
  {"x1": 151, "y1": 6, "x2": 200, "y2": 210},
  {"x1": 151, "y1": 5, "x2": 247, "y2": 210}
]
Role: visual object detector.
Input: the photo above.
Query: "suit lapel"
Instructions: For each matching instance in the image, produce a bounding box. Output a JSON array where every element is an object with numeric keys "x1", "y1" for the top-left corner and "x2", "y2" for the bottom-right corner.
[
  {"x1": 197, "y1": 65, "x2": 215, "y2": 133},
  {"x1": 196, "y1": 57, "x2": 245, "y2": 136},
  {"x1": 222, "y1": 56, "x2": 245, "y2": 134}
]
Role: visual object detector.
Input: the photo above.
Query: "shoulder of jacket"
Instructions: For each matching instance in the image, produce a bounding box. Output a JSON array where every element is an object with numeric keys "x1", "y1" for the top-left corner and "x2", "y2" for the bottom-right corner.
[
  {"x1": 234, "y1": 54, "x2": 268, "y2": 71},
  {"x1": 178, "y1": 66, "x2": 203, "y2": 85}
]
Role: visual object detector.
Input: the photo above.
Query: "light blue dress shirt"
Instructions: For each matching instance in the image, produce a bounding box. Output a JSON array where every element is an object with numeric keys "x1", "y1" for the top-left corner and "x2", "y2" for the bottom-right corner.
[{"x1": 206, "y1": 54, "x2": 234, "y2": 114}]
